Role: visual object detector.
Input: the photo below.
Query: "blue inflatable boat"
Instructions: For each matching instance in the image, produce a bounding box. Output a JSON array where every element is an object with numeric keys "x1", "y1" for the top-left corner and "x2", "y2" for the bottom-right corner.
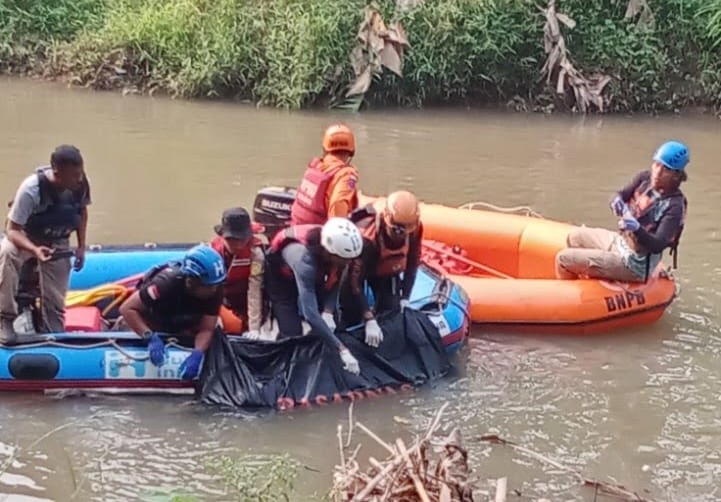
[{"x1": 0, "y1": 242, "x2": 470, "y2": 392}]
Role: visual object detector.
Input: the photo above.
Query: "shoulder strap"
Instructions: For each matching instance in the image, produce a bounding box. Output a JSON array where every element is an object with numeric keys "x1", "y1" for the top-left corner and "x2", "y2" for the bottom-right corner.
[
  {"x1": 136, "y1": 260, "x2": 181, "y2": 289},
  {"x1": 349, "y1": 203, "x2": 376, "y2": 224},
  {"x1": 72, "y1": 175, "x2": 90, "y2": 205},
  {"x1": 668, "y1": 196, "x2": 688, "y2": 269},
  {"x1": 36, "y1": 170, "x2": 56, "y2": 206}
]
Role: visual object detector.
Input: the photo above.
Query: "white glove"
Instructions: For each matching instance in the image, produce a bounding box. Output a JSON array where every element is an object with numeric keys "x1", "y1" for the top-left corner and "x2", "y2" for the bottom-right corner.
[
  {"x1": 364, "y1": 319, "x2": 383, "y2": 348},
  {"x1": 245, "y1": 330, "x2": 261, "y2": 341},
  {"x1": 339, "y1": 348, "x2": 360, "y2": 375},
  {"x1": 321, "y1": 311, "x2": 336, "y2": 332},
  {"x1": 301, "y1": 321, "x2": 312, "y2": 335},
  {"x1": 400, "y1": 299, "x2": 410, "y2": 311}
]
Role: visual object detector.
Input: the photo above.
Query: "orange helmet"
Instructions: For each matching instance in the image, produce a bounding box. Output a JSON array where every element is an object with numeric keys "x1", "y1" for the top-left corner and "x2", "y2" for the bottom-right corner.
[
  {"x1": 383, "y1": 190, "x2": 420, "y2": 233},
  {"x1": 322, "y1": 124, "x2": 355, "y2": 155}
]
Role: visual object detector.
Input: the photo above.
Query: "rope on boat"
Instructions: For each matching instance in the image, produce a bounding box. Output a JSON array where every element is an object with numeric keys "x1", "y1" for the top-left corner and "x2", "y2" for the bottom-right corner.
[
  {"x1": 458, "y1": 201, "x2": 545, "y2": 219},
  {"x1": 12, "y1": 277, "x2": 472, "y2": 354},
  {"x1": 0, "y1": 337, "x2": 193, "y2": 359},
  {"x1": 66, "y1": 284, "x2": 132, "y2": 316},
  {"x1": 412, "y1": 292, "x2": 472, "y2": 327}
]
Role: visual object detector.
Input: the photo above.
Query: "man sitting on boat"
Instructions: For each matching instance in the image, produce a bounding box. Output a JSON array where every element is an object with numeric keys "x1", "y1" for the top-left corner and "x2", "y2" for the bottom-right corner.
[
  {"x1": 0, "y1": 145, "x2": 90, "y2": 344},
  {"x1": 555, "y1": 140, "x2": 689, "y2": 283},
  {"x1": 289, "y1": 124, "x2": 360, "y2": 225},
  {"x1": 339, "y1": 191, "x2": 423, "y2": 348},
  {"x1": 118, "y1": 244, "x2": 226, "y2": 380},
  {"x1": 264, "y1": 217, "x2": 363, "y2": 375},
  {"x1": 209, "y1": 207, "x2": 265, "y2": 340}
]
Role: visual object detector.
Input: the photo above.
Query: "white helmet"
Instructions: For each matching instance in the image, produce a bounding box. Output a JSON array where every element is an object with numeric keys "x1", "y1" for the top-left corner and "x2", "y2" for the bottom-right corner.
[{"x1": 321, "y1": 217, "x2": 363, "y2": 259}]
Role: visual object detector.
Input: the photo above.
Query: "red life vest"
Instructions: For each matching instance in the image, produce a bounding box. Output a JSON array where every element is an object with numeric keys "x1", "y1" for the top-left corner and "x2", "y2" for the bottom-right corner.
[
  {"x1": 269, "y1": 224, "x2": 320, "y2": 253},
  {"x1": 290, "y1": 157, "x2": 343, "y2": 225},
  {"x1": 210, "y1": 235, "x2": 256, "y2": 312},
  {"x1": 269, "y1": 225, "x2": 338, "y2": 290},
  {"x1": 353, "y1": 207, "x2": 409, "y2": 277}
]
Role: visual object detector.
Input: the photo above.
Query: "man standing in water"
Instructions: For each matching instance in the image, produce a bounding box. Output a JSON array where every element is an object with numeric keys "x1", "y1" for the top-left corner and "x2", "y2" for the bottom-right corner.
[{"x1": 0, "y1": 145, "x2": 90, "y2": 343}]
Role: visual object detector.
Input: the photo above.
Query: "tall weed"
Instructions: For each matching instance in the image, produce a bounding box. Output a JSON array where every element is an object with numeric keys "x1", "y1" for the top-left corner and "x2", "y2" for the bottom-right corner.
[
  {"x1": 2, "y1": 0, "x2": 721, "y2": 111},
  {"x1": 0, "y1": 0, "x2": 106, "y2": 71}
]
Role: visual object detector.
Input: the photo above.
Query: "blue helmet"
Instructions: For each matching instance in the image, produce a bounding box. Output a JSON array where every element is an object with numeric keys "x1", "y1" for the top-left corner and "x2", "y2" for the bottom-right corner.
[
  {"x1": 180, "y1": 244, "x2": 226, "y2": 285},
  {"x1": 652, "y1": 140, "x2": 689, "y2": 171}
]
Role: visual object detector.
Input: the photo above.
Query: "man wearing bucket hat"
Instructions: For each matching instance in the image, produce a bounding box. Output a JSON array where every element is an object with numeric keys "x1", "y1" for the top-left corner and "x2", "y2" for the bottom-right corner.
[
  {"x1": 555, "y1": 140, "x2": 690, "y2": 283},
  {"x1": 209, "y1": 207, "x2": 265, "y2": 339}
]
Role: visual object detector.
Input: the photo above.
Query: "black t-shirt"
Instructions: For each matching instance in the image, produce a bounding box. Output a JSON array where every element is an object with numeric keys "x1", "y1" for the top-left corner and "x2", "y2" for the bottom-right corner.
[{"x1": 137, "y1": 267, "x2": 222, "y2": 334}]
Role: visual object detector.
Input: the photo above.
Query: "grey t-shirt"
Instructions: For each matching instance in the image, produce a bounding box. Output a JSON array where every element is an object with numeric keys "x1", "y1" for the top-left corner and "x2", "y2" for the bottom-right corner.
[{"x1": 7, "y1": 167, "x2": 91, "y2": 227}]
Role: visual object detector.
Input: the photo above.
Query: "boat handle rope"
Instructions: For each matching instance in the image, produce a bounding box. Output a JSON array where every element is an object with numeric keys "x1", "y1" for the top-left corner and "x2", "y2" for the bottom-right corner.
[
  {"x1": 412, "y1": 293, "x2": 472, "y2": 326},
  {"x1": 4, "y1": 267, "x2": 477, "y2": 354},
  {"x1": 0, "y1": 337, "x2": 192, "y2": 360},
  {"x1": 458, "y1": 201, "x2": 545, "y2": 219}
]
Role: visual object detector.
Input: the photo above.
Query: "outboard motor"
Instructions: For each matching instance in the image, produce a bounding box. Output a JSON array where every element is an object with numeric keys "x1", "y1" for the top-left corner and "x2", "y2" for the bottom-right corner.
[{"x1": 252, "y1": 186, "x2": 297, "y2": 241}]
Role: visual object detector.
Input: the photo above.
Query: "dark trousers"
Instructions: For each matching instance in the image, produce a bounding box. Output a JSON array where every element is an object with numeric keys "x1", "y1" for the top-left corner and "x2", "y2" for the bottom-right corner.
[
  {"x1": 339, "y1": 275, "x2": 401, "y2": 328},
  {"x1": 264, "y1": 259, "x2": 304, "y2": 340}
]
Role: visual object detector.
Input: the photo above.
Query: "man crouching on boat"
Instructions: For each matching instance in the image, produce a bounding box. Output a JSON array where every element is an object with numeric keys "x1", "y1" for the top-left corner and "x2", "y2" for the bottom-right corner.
[
  {"x1": 555, "y1": 140, "x2": 689, "y2": 283},
  {"x1": 338, "y1": 191, "x2": 423, "y2": 348},
  {"x1": 0, "y1": 145, "x2": 90, "y2": 344},
  {"x1": 209, "y1": 207, "x2": 265, "y2": 339},
  {"x1": 265, "y1": 218, "x2": 363, "y2": 375},
  {"x1": 119, "y1": 244, "x2": 226, "y2": 380}
]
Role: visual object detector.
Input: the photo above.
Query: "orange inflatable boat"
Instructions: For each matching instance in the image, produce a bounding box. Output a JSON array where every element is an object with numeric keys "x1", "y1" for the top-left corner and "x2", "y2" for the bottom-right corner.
[{"x1": 359, "y1": 194, "x2": 679, "y2": 335}]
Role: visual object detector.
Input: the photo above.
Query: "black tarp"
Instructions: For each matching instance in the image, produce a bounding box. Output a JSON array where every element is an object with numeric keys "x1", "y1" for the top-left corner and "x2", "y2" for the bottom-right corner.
[{"x1": 198, "y1": 309, "x2": 451, "y2": 410}]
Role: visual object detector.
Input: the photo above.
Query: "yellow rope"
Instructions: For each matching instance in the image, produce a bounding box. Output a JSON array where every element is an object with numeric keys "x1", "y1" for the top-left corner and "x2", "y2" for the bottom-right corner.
[{"x1": 65, "y1": 284, "x2": 130, "y2": 309}]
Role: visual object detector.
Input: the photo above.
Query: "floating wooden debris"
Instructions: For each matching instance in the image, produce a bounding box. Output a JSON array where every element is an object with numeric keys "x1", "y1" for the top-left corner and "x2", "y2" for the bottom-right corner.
[
  {"x1": 332, "y1": 402, "x2": 658, "y2": 501},
  {"x1": 539, "y1": 0, "x2": 611, "y2": 113},
  {"x1": 331, "y1": 402, "x2": 475, "y2": 501}
]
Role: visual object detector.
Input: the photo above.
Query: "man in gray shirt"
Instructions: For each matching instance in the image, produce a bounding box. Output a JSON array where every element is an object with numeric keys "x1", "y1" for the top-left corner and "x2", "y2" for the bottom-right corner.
[{"x1": 0, "y1": 145, "x2": 91, "y2": 343}]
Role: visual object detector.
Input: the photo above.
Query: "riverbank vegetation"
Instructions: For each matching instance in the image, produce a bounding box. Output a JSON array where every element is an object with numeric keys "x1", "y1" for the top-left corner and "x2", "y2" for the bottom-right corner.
[{"x1": 2, "y1": 0, "x2": 721, "y2": 114}]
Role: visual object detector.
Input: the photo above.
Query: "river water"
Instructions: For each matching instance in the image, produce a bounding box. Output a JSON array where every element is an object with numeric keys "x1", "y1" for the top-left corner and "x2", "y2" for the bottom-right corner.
[{"x1": 0, "y1": 76, "x2": 719, "y2": 501}]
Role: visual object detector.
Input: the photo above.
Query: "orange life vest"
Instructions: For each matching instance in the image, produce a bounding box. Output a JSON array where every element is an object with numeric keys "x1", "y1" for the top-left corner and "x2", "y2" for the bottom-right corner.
[
  {"x1": 290, "y1": 157, "x2": 345, "y2": 225},
  {"x1": 354, "y1": 208, "x2": 409, "y2": 277}
]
